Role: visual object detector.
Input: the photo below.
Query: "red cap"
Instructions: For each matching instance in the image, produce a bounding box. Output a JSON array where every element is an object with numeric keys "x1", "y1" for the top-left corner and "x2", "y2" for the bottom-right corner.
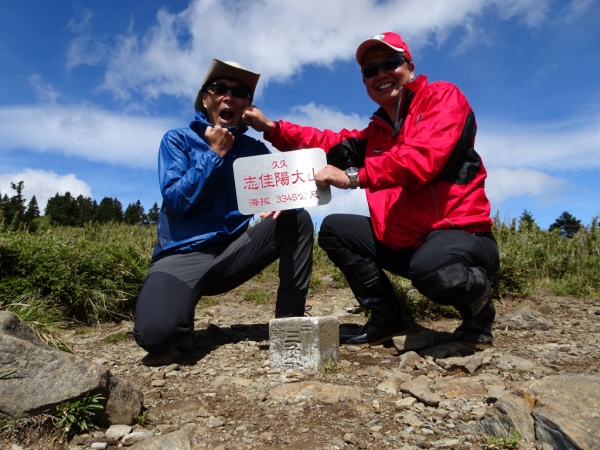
[{"x1": 355, "y1": 32, "x2": 412, "y2": 66}]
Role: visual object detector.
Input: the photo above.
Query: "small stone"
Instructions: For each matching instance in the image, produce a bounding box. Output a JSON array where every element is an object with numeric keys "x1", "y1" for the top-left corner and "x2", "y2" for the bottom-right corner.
[
  {"x1": 151, "y1": 379, "x2": 166, "y2": 387},
  {"x1": 207, "y1": 416, "x2": 225, "y2": 428},
  {"x1": 343, "y1": 432, "x2": 357, "y2": 444},
  {"x1": 105, "y1": 424, "x2": 132, "y2": 440},
  {"x1": 395, "y1": 396, "x2": 417, "y2": 410},
  {"x1": 90, "y1": 444, "x2": 107, "y2": 450},
  {"x1": 122, "y1": 430, "x2": 156, "y2": 446}
]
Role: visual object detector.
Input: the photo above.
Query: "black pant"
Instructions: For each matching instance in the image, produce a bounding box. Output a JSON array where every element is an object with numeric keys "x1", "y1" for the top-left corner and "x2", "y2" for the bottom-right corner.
[
  {"x1": 318, "y1": 214, "x2": 499, "y2": 306},
  {"x1": 133, "y1": 210, "x2": 313, "y2": 353}
]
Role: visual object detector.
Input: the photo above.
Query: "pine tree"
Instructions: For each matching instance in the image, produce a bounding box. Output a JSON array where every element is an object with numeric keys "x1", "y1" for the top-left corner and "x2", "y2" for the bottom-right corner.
[
  {"x1": 23, "y1": 195, "x2": 40, "y2": 223},
  {"x1": 147, "y1": 202, "x2": 160, "y2": 225},
  {"x1": 76, "y1": 195, "x2": 97, "y2": 226},
  {"x1": 518, "y1": 209, "x2": 538, "y2": 231},
  {"x1": 95, "y1": 197, "x2": 123, "y2": 223},
  {"x1": 124, "y1": 200, "x2": 146, "y2": 225},
  {"x1": 3, "y1": 181, "x2": 26, "y2": 227},
  {"x1": 45, "y1": 192, "x2": 80, "y2": 226},
  {"x1": 549, "y1": 211, "x2": 582, "y2": 238}
]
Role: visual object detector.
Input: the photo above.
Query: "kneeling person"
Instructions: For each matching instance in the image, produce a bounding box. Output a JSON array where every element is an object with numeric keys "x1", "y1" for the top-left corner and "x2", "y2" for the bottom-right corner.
[{"x1": 133, "y1": 59, "x2": 313, "y2": 365}]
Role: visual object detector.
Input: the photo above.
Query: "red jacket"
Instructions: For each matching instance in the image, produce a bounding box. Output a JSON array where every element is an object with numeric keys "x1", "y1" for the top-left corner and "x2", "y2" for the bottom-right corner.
[{"x1": 266, "y1": 74, "x2": 493, "y2": 250}]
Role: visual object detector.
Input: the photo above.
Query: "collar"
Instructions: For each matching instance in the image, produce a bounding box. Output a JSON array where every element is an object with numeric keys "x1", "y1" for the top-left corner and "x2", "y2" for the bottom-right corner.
[{"x1": 190, "y1": 111, "x2": 249, "y2": 138}]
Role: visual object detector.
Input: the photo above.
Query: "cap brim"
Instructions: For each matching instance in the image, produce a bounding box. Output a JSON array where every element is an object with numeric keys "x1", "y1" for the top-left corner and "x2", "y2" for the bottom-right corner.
[
  {"x1": 194, "y1": 59, "x2": 260, "y2": 112},
  {"x1": 356, "y1": 39, "x2": 406, "y2": 66}
]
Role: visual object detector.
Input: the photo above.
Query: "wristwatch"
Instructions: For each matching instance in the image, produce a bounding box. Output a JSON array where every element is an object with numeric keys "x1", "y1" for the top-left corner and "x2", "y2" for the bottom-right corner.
[{"x1": 345, "y1": 167, "x2": 360, "y2": 189}]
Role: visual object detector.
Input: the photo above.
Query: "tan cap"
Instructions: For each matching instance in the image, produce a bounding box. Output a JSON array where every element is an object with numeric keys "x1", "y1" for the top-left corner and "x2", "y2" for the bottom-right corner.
[{"x1": 194, "y1": 59, "x2": 260, "y2": 112}]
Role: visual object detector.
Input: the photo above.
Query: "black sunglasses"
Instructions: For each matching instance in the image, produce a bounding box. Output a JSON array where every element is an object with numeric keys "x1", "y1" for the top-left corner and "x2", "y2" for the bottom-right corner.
[
  {"x1": 206, "y1": 82, "x2": 251, "y2": 99},
  {"x1": 361, "y1": 57, "x2": 408, "y2": 79}
]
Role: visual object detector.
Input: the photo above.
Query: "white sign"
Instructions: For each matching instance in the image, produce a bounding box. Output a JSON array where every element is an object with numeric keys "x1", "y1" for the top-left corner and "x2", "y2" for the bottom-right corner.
[{"x1": 233, "y1": 148, "x2": 331, "y2": 215}]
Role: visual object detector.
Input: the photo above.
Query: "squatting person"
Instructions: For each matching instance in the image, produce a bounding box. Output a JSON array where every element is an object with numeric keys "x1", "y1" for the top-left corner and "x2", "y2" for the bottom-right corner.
[
  {"x1": 133, "y1": 59, "x2": 313, "y2": 365},
  {"x1": 243, "y1": 32, "x2": 499, "y2": 348}
]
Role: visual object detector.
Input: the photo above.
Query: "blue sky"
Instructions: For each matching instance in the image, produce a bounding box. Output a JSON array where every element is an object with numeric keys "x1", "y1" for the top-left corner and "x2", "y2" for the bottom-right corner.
[{"x1": 1, "y1": 0, "x2": 599, "y2": 229}]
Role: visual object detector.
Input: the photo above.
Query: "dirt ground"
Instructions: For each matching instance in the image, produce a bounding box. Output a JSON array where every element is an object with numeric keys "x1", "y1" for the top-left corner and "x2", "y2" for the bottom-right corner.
[{"x1": 3, "y1": 284, "x2": 600, "y2": 450}]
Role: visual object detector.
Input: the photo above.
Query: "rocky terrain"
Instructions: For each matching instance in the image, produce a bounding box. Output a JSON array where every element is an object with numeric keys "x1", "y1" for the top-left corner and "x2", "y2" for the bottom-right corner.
[{"x1": 2, "y1": 284, "x2": 600, "y2": 450}]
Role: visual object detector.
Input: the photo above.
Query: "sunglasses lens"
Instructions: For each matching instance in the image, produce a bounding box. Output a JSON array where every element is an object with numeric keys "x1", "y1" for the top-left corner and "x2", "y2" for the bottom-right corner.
[
  {"x1": 362, "y1": 58, "x2": 405, "y2": 79},
  {"x1": 209, "y1": 83, "x2": 250, "y2": 99},
  {"x1": 362, "y1": 66, "x2": 379, "y2": 79},
  {"x1": 231, "y1": 87, "x2": 250, "y2": 99}
]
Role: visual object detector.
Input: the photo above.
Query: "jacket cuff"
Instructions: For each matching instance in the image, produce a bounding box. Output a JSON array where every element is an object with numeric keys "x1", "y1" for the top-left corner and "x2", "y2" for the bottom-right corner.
[
  {"x1": 264, "y1": 120, "x2": 281, "y2": 142},
  {"x1": 358, "y1": 168, "x2": 369, "y2": 189}
]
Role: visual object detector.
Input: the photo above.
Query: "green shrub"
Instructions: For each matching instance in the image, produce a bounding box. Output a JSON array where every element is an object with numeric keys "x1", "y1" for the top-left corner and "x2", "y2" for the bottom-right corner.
[
  {"x1": 55, "y1": 393, "x2": 104, "y2": 440},
  {"x1": 0, "y1": 222, "x2": 153, "y2": 325}
]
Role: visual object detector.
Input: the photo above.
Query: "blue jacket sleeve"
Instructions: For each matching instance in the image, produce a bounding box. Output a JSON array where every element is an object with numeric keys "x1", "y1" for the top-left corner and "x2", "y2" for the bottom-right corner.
[{"x1": 158, "y1": 131, "x2": 224, "y2": 215}]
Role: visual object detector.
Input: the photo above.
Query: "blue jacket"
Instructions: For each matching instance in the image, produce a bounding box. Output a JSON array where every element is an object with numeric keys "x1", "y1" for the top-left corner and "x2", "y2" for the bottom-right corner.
[{"x1": 152, "y1": 112, "x2": 270, "y2": 260}]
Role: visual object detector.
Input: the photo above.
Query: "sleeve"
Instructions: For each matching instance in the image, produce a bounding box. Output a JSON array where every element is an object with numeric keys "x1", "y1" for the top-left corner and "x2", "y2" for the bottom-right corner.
[
  {"x1": 266, "y1": 121, "x2": 370, "y2": 170},
  {"x1": 158, "y1": 131, "x2": 225, "y2": 215},
  {"x1": 360, "y1": 83, "x2": 473, "y2": 192}
]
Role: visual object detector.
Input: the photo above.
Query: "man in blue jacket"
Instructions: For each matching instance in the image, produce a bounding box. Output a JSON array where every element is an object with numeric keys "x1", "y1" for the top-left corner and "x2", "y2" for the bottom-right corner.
[{"x1": 133, "y1": 59, "x2": 313, "y2": 366}]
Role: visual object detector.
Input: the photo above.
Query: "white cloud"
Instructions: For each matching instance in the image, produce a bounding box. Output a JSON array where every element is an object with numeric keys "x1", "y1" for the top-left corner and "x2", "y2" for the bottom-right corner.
[
  {"x1": 485, "y1": 167, "x2": 566, "y2": 205},
  {"x1": 0, "y1": 169, "x2": 92, "y2": 211},
  {"x1": 87, "y1": 0, "x2": 552, "y2": 104},
  {"x1": 0, "y1": 105, "x2": 179, "y2": 168},
  {"x1": 27, "y1": 75, "x2": 61, "y2": 104},
  {"x1": 476, "y1": 115, "x2": 600, "y2": 171},
  {"x1": 306, "y1": 187, "x2": 369, "y2": 228}
]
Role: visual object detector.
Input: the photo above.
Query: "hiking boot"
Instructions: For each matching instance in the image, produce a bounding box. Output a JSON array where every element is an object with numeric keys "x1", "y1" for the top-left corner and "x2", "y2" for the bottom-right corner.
[
  {"x1": 452, "y1": 280, "x2": 495, "y2": 349},
  {"x1": 339, "y1": 261, "x2": 413, "y2": 347}
]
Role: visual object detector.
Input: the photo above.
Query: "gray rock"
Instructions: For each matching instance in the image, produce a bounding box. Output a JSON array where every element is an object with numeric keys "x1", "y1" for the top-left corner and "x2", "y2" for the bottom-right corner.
[
  {"x1": 520, "y1": 374, "x2": 600, "y2": 449},
  {"x1": 496, "y1": 307, "x2": 551, "y2": 331},
  {"x1": 400, "y1": 375, "x2": 441, "y2": 407},
  {"x1": 122, "y1": 430, "x2": 157, "y2": 446},
  {"x1": 479, "y1": 394, "x2": 535, "y2": 443},
  {"x1": 128, "y1": 427, "x2": 195, "y2": 450},
  {"x1": 0, "y1": 313, "x2": 142, "y2": 425},
  {"x1": 398, "y1": 351, "x2": 422, "y2": 370},
  {"x1": 435, "y1": 353, "x2": 484, "y2": 373},
  {"x1": 105, "y1": 424, "x2": 132, "y2": 440},
  {"x1": 496, "y1": 354, "x2": 538, "y2": 370}
]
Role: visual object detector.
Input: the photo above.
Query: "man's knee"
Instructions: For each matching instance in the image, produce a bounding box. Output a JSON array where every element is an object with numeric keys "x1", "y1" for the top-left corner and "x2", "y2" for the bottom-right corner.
[{"x1": 411, "y1": 261, "x2": 488, "y2": 307}]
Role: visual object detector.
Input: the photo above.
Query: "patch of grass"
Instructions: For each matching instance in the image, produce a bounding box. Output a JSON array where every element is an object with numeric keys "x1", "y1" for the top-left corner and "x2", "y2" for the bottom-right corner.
[
  {"x1": 2, "y1": 293, "x2": 72, "y2": 352},
  {"x1": 134, "y1": 410, "x2": 149, "y2": 426},
  {"x1": 318, "y1": 360, "x2": 340, "y2": 381},
  {"x1": 197, "y1": 296, "x2": 219, "y2": 308},
  {"x1": 488, "y1": 430, "x2": 521, "y2": 449},
  {"x1": 102, "y1": 332, "x2": 129, "y2": 344},
  {"x1": 55, "y1": 393, "x2": 104, "y2": 441},
  {"x1": 74, "y1": 327, "x2": 89, "y2": 335},
  {"x1": 244, "y1": 287, "x2": 270, "y2": 305}
]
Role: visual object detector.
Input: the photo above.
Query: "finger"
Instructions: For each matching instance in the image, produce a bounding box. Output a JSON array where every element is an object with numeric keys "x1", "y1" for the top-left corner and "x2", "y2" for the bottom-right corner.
[{"x1": 273, "y1": 210, "x2": 282, "y2": 220}]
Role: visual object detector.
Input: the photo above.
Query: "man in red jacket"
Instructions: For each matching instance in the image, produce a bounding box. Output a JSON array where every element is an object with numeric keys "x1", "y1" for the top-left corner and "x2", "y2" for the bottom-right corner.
[{"x1": 243, "y1": 32, "x2": 499, "y2": 349}]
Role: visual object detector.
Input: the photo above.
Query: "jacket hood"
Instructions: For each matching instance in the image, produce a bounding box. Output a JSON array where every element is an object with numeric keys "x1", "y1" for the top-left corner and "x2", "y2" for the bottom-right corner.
[{"x1": 190, "y1": 111, "x2": 249, "y2": 138}]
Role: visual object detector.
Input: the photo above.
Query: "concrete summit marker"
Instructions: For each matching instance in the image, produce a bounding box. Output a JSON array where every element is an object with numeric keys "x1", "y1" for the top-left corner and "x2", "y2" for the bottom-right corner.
[{"x1": 269, "y1": 316, "x2": 340, "y2": 371}]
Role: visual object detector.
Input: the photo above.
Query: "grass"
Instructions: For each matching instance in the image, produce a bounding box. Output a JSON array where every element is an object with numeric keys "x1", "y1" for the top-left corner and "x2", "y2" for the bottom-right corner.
[
  {"x1": 55, "y1": 393, "x2": 104, "y2": 441},
  {"x1": 102, "y1": 332, "x2": 129, "y2": 344},
  {"x1": 1, "y1": 217, "x2": 599, "y2": 337},
  {"x1": 488, "y1": 430, "x2": 521, "y2": 449},
  {"x1": 244, "y1": 287, "x2": 270, "y2": 305}
]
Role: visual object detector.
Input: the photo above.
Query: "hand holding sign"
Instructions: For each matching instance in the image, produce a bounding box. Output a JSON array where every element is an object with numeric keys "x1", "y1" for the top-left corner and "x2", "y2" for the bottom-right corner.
[{"x1": 233, "y1": 148, "x2": 331, "y2": 215}]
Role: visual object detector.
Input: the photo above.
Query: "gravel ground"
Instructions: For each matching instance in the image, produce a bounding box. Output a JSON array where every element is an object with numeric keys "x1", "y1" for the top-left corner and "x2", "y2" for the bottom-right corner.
[{"x1": 4, "y1": 285, "x2": 600, "y2": 450}]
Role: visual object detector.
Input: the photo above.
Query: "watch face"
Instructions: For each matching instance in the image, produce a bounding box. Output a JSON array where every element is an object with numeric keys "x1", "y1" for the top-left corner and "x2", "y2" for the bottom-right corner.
[{"x1": 346, "y1": 167, "x2": 358, "y2": 175}]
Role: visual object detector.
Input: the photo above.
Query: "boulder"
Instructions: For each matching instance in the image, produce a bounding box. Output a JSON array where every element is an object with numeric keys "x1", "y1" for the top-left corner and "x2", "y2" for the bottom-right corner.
[
  {"x1": 0, "y1": 312, "x2": 142, "y2": 425},
  {"x1": 479, "y1": 394, "x2": 535, "y2": 443},
  {"x1": 519, "y1": 374, "x2": 600, "y2": 449}
]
